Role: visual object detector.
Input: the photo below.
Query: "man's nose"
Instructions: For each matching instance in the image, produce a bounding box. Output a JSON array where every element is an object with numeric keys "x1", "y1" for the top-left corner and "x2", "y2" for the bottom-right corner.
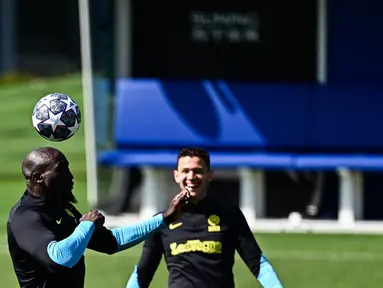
[{"x1": 186, "y1": 171, "x2": 195, "y2": 179}]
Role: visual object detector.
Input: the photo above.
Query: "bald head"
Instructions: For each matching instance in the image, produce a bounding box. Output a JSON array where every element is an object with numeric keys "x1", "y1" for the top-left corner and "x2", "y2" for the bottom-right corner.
[
  {"x1": 22, "y1": 147, "x2": 63, "y2": 180},
  {"x1": 22, "y1": 147, "x2": 75, "y2": 204}
]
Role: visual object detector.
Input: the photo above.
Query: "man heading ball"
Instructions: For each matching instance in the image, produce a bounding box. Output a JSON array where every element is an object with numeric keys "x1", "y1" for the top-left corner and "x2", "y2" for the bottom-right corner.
[{"x1": 7, "y1": 147, "x2": 189, "y2": 288}]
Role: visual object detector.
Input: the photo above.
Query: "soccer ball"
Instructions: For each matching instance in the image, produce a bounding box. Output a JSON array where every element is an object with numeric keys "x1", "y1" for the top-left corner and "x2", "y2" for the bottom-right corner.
[{"x1": 32, "y1": 93, "x2": 81, "y2": 141}]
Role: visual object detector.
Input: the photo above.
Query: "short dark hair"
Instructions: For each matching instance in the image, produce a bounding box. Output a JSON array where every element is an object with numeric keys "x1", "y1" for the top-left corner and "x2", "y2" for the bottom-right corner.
[{"x1": 177, "y1": 147, "x2": 211, "y2": 170}]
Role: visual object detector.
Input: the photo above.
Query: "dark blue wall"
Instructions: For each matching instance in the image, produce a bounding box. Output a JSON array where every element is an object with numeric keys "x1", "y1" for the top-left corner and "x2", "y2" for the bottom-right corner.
[{"x1": 328, "y1": 0, "x2": 383, "y2": 86}]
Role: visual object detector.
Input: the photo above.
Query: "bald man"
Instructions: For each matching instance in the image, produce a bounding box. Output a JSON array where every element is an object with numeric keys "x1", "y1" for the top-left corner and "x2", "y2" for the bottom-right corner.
[{"x1": 7, "y1": 147, "x2": 189, "y2": 288}]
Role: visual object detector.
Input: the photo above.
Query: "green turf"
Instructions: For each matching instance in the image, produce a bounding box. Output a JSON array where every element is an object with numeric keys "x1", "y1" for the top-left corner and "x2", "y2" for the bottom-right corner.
[
  {"x1": 3, "y1": 234, "x2": 383, "y2": 287},
  {"x1": 1, "y1": 75, "x2": 383, "y2": 287}
]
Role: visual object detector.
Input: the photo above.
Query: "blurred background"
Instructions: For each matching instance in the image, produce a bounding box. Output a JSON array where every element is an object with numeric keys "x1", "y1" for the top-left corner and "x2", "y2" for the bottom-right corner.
[{"x1": 2, "y1": 0, "x2": 383, "y2": 287}]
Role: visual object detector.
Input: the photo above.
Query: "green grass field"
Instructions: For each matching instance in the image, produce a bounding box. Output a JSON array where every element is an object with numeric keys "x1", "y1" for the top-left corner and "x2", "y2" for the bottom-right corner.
[{"x1": 1, "y1": 75, "x2": 383, "y2": 287}]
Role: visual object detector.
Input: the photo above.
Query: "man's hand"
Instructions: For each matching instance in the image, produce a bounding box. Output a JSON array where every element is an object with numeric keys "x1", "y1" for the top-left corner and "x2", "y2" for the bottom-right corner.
[
  {"x1": 163, "y1": 190, "x2": 190, "y2": 224},
  {"x1": 80, "y1": 210, "x2": 105, "y2": 228}
]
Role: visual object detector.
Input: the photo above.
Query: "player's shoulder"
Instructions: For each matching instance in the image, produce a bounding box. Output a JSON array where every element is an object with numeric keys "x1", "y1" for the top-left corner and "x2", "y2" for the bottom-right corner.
[
  {"x1": 208, "y1": 197, "x2": 241, "y2": 214},
  {"x1": 8, "y1": 191, "x2": 42, "y2": 221},
  {"x1": 8, "y1": 199, "x2": 22, "y2": 221},
  {"x1": 8, "y1": 203, "x2": 42, "y2": 229}
]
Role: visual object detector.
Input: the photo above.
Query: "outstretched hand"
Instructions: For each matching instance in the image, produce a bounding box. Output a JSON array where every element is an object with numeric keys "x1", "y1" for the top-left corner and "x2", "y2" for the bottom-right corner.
[
  {"x1": 80, "y1": 210, "x2": 105, "y2": 228},
  {"x1": 163, "y1": 190, "x2": 191, "y2": 224}
]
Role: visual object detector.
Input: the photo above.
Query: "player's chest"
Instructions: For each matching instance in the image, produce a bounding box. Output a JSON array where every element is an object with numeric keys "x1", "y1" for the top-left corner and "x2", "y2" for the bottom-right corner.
[
  {"x1": 42, "y1": 207, "x2": 80, "y2": 240},
  {"x1": 161, "y1": 212, "x2": 234, "y2": 254}
]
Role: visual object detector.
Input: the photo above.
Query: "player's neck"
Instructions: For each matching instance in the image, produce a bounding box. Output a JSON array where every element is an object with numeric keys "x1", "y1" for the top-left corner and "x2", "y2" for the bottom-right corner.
[
  {"x1": 27, "y1": 185, "x2": 44, "y2": 198},
  {"x1": 190, "y1": 190, "x2": 207, "y2": 204}
]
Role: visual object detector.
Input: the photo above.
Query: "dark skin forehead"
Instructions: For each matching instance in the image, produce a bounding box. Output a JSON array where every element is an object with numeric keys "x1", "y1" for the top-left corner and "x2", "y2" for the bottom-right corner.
[{"x1": 22, "y1": 147, "x2": 67, "y2": 178}]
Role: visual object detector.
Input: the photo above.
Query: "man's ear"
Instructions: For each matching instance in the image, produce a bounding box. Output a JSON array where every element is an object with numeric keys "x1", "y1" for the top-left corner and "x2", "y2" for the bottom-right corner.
[
  {"x1": 173, "y1": 170, "x2": 179, "y2": 183},
  {"x1": 208, "y1": 169, "x2": 214, "y2": 182},
  {"x1": 31, "y1": 172, "x2": 43, "y2": 184}
]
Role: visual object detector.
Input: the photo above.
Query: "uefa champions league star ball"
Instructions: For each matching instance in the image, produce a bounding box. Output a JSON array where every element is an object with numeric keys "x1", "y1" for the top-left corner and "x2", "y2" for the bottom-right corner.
[{"x1": 32, "y1": 93, "x2": 81, "y2": 141}]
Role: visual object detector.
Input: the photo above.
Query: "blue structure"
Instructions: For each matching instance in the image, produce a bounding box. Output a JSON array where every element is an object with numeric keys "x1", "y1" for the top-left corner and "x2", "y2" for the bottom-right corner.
[
  {"x1": 98, "y1": 0, "x2": 383, "y2": 226},
  {"x1": 101, "y1": 81, "x2": 383, "y2": 155}
]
